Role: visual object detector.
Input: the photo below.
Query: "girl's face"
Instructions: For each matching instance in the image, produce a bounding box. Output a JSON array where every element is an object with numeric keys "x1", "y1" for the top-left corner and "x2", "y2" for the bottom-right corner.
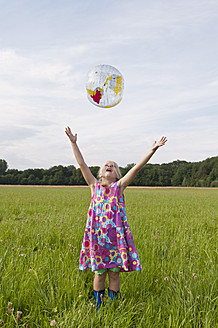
[{"x1": 101, "y1": 161, "x2": 117, "y2": 180}]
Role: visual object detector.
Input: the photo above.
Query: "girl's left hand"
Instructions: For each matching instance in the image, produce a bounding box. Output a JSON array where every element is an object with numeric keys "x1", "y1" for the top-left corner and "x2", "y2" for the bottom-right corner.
[
  {"x1": 65, "y1": 126, "x2": 77, "y2": 143},
  {"x1": 152, "y1": 136, "x2": 167, "y2": 151}
]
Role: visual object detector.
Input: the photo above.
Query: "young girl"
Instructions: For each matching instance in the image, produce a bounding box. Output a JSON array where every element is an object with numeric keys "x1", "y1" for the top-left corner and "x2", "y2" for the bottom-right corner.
[{"x1": 65, "y1": 126, "x2": 167, "y2": 310}]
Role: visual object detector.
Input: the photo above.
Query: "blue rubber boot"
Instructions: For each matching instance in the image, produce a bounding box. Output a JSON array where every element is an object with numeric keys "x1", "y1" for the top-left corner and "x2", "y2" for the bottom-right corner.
[
  {"x1": 108, "y1": 288, "x2": 121, "y2": 306},
  {"x1": 94, "y1": 289, "x2": 105, "y2": 312}
]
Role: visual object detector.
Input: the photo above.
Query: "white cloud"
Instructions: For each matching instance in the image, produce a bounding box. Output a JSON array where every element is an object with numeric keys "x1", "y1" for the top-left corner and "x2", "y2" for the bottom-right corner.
[{"x1": 0, "y1": 48, "x2": 85, "y2": 98}]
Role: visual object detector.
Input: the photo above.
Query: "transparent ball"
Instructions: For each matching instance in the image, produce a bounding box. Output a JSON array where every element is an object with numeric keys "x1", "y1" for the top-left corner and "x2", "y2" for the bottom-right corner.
[{"x1": 86, "y1": 64, "x2": 124, "y2": 108}]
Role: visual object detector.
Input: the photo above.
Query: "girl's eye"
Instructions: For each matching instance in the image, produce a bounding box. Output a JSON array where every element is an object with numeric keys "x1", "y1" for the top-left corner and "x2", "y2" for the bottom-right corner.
[{"x1": 105, "y1": 164, "x2": 114, "y2": 168}]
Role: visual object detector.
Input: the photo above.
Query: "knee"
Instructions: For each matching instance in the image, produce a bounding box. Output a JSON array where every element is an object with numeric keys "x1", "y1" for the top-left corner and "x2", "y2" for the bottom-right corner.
[
  {"x1": 108, "y1": 271, "x2": 119, "y2": 281},
  {"x1": 95, "y1": 272, "x2": 107, "y2": 282}
]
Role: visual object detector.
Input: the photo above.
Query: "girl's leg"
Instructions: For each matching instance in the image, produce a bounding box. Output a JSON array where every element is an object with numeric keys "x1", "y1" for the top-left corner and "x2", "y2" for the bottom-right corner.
[
  {"x1": 93, "y1": 271, "x2": 107, "y2": 291},
  {"x1": 108, "y1": 271, "x2": 121, "y2": 305},
  {"x1": 108, "y1": 271, "x2": 120, "y2": 291},
  {"x1": 93, "y1": 271, "x2": 107, "y2": 312}
]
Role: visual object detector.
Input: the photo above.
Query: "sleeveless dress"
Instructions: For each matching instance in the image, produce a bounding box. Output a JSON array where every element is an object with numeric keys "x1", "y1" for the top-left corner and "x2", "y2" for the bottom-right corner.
[{"x1": 79, "y1": 181, "x2": 142, "y2": 272}]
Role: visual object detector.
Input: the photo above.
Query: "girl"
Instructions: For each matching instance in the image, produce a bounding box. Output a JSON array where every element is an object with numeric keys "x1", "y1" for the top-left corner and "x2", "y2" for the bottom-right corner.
[{"x1": 65, "y1": 126, "x2": 167, "y2": 310}]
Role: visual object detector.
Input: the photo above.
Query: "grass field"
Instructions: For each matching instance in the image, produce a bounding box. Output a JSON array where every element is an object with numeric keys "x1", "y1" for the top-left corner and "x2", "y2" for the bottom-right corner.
[{"x1": 0, "y1": 186, "x2": 217, "y2": 327}]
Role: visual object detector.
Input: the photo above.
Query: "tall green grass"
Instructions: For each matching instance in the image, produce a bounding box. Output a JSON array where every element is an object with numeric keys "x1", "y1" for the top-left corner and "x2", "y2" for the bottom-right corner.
[{"x1": 0, "y1": 187, "x2": 217, "y2": 327}]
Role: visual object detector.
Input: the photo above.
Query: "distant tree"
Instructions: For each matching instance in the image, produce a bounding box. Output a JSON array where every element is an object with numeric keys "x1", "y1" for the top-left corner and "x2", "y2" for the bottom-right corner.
[
  {"x1": 27, "y1": 174, "x2": 37, "y2": 185},
  {"x1": 171, "y1": 166, "x2": 186, "y2": 186},
  {"x1": 90, "y1": 166, "x2": 100, "y2": 179},
  {"x1": 158, "y1": 164, "x2": 172, "y2": 186},
  {"x1": 74, "y1": 169, "x2": 86, "y2": 185},
  {"x1": 53, "y1": 170, "x2": 67, "y2": 185},
  {"x1": 208, "y1": 167, "x2": 217, "y2": 184},
  {"x1": 210, "y1": 180, "x2": 218, "y2": 187},
  {"x1": 0, "y1": 157, "x2": 217, "y2": 187},
  {"x1": 41, "y1": 175, "x2": 50, "y2": 185},
  {"x1": 0, "y1": 159, "x2": 8, "y2": 175},
  {"x1": 20, "y1": 177, "x2": 28, "y2": 185}
]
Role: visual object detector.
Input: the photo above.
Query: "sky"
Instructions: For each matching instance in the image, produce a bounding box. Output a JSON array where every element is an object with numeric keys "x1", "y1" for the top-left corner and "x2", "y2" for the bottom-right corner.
[{"x1": 0, "y1": 0, "x2": 217, "y2": 170}]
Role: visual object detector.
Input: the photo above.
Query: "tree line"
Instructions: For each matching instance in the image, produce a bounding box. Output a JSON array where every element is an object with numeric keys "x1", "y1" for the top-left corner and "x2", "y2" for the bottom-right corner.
[{"x1": 0, "y1": 157, "x2": 217, "y2": 187}]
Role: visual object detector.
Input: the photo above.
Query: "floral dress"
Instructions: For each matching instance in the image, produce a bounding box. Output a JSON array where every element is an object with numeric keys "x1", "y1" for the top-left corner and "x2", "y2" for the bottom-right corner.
[{"x1": 79, "y1": 181, "x2": 142, "y2": 272}]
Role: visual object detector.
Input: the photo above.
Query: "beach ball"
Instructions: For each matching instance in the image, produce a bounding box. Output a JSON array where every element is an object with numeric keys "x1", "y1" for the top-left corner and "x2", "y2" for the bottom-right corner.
[{"x1": 86, "y1": 64, "x2": 124, "y2": 108}]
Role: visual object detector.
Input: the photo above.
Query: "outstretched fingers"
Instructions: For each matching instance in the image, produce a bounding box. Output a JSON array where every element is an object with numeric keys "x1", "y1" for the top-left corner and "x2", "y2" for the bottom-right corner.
[
  {"x1": 65, "y1": 126, "x2": 77, "y2": 143},
  {"x1": 152, "y1": 136, "x2": 167, "y2": 150},
  {"x1": 159, "y1": 136, "x2": 167, "y2": 145},
  {"x1": 65, "y1": 126, "x2": 71, "y2": 136}
]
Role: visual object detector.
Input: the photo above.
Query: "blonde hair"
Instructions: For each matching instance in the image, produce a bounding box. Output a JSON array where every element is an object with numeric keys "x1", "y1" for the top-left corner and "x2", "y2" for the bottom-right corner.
[{"x1": 97, "y1": 161, "x2": 122, "y2": 181}]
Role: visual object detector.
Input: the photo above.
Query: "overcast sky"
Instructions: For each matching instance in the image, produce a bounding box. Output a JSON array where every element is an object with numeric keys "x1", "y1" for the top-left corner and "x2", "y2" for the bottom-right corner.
[{"x1": 0, "y1": 0, "x2": 217, "y2": 170}]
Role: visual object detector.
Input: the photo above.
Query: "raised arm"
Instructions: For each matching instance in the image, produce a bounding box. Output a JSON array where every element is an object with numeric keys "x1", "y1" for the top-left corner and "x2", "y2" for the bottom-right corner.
[
  {"x1": 118, "y1": 136, "x2": 167, "y2": 193},
  {"x1": 65, "y1": 126, "x2": 97, "y2": 189}
]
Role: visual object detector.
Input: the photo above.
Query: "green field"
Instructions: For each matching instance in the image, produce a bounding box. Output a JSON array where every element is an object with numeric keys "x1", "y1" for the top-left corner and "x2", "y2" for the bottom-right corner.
[{"x1": 0, "y1": 186, "x2": 217, "y2": 327}]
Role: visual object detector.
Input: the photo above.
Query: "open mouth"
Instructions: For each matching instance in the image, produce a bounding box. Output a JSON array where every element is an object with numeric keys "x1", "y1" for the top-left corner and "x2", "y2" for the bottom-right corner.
[{"x1": 106, "y1": 168, "x2": 112, "y2": 172}]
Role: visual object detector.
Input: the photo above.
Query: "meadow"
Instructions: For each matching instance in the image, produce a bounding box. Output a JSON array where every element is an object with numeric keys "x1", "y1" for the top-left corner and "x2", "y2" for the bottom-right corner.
[{"x1": 0, "y1": 186, "x2": 217, "y2": 327}]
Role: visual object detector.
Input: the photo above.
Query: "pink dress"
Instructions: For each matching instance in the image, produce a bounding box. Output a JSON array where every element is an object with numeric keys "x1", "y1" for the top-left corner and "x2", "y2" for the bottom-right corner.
[{"x1": 79, "y1": 181, "x2": 142, "y2": 272}]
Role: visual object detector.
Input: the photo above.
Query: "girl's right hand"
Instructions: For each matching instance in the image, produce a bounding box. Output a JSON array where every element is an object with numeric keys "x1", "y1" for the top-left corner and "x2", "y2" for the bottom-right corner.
[
  {"x1": 65, "y1": 126, "x2": 77, "y2": 143},
  {"x1": 151, "y1": 136, "x2": 167, "y2": 151}
]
